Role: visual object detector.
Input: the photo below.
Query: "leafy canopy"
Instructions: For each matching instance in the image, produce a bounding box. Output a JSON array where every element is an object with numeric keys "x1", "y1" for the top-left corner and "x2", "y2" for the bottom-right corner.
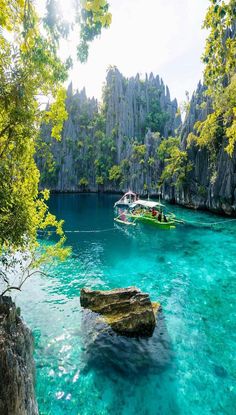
[
  {"x1": 158, "y1": 137, "x2": 192, "y2": 188},
  {"x1": 188, "y1": 0, "x2": 236, "y2": 156},
  {"x1": 0, "y1": 0, "x2": 111, "y2": 291}
]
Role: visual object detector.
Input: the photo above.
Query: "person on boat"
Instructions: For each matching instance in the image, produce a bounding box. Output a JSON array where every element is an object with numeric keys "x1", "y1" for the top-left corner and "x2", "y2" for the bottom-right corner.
[
  {"x1": 152, "y1": 208, "x2": 157, "y2": 217},
  {"x1": 120, "y1": 212, "x2": 126, "y2": 222},
  {"x1": 157, "y1": 212, "x2": 162, "y2": 222}
]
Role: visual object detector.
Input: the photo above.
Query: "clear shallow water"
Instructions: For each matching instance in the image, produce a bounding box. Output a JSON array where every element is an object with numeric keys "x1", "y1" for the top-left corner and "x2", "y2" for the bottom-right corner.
[{"x1": 16, "y1": 194, "x2": 236, "y2": 415}]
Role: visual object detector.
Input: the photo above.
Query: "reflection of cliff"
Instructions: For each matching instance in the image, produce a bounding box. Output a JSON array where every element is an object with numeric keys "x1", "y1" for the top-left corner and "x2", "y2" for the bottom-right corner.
[
  {"x1": 0, "y1": 297, "x2": 38, "y2": 415},
  {"x1": 38, "y1": 67, "x2": 236, "y2": 215}
]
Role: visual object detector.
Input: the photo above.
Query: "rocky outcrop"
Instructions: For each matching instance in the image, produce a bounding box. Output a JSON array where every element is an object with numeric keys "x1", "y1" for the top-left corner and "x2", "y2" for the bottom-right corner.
[
  {"x1": 38, "y1": 68, "x2": 236, "y2": 215},
  {"x1": 38, "y1": 68, "x2": 180, "y2": 194},
  {"x1": 166, "y1": 82, "x2": 236, "y2": 215},
  {"x1": 0, "y1": 296, "x2": 38, "y2": 415},
  {"x1": 80, "y1": 287, "x2": 160, "y2": 337},
  {"x1": 104, "y1": 67, "x2": 181, "y2": 162}
]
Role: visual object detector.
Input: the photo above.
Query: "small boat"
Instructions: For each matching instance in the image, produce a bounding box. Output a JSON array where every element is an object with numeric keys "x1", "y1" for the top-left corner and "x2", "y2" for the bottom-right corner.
[
  {"x1": 114, "y1": 191, "x2": 138, "y2": 208},
  {"x1": 127, "y1": 200, "x2": 176, "y2": 229}
]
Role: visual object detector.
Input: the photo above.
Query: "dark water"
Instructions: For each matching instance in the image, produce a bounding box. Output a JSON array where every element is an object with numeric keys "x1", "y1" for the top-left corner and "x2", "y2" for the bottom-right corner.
[{"x1": 16, "y1": 194, "x2": 236, "y2": 415}]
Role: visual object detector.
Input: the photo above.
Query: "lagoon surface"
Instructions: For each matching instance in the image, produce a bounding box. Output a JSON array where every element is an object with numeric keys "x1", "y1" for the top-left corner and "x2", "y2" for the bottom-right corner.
[{"x1": 16, "y1": 194, "x2": 236, "y2": 415}]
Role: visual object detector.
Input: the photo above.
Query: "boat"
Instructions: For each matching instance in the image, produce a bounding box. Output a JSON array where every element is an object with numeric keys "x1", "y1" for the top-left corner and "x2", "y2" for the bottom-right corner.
[
  {"x1": 114, "y1": 208, "x2": 137, "y2": 226},
  {"x1": 114, "y1": 192, "x2": 182, "y2": 229},
  {"x1": 114, "y1": 191, "x2": 138, "y2": 208},
  {"x1": 126, "y1": 200, "x2": 176, "y2": 229}
]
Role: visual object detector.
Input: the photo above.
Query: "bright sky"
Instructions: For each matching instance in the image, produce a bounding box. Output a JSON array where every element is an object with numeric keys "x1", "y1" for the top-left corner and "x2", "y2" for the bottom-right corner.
[{"x1": 60, "y1": 0, "x2": 209, "y2": 105}]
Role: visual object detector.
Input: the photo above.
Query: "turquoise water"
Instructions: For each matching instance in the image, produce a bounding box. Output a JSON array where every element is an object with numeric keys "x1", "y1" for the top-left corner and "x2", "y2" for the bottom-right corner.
[{"x1": 16, "y1": 194, "x2": 236, "y2": 415}]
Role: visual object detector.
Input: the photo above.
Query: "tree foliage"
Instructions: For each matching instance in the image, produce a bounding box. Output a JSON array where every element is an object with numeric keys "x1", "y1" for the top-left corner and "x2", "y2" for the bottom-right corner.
[
  {"x1": 203, "y1": 0, "x2": 236, "y2": 98},
  {"x1": 158, "y1": 137, "x2": 192, "y2": 188},
  {"x1": 0, "y1": 0, "x2": 111, "y2": 290},
  {"x1": 189, "y1": 0, "x2": 236, "y2": 157},
  {"x1": 108, "y1": 165, "x2": 122, "y2": 183}
]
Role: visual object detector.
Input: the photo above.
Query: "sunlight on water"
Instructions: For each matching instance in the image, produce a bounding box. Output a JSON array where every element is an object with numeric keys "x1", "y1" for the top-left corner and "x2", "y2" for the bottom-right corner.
[{"x1": 16, "y1": 194, "x2": 236, "y2": 415}]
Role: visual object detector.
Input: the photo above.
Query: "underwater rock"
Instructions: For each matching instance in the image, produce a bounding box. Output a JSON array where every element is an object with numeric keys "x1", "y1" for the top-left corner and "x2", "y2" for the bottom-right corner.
[
  {"x1": 0, "y1": 296, "x2": 38, "y2": 415},
  {"x1": 80, "y1": 287, "x2": 160, "y2": 337}
]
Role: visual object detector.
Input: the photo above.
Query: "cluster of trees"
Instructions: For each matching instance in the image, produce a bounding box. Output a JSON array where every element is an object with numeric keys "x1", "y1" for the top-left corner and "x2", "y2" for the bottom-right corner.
[
  {"x1": 159, "y1": 0, "x2": 236, "y2": 188},
  {"x1": 0, "y1": 0, "x2": 111, "y2": 294}
]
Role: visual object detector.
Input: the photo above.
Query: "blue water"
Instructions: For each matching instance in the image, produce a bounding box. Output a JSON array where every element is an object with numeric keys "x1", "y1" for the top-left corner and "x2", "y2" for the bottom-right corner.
[{"x1": 16, "y1": 194, "x2": 236, "y2": 415}]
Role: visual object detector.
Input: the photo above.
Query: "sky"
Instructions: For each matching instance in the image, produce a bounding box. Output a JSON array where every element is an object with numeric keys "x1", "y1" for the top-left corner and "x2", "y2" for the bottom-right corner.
[{"x1": 59, "y1": 0, "x2": 209, "y2": 106}]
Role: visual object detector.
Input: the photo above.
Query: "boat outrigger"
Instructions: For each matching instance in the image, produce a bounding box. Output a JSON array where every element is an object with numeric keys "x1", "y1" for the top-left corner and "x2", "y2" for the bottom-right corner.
[{"x1": 114, "y1": 192, "x2": 181, "y2": 229}]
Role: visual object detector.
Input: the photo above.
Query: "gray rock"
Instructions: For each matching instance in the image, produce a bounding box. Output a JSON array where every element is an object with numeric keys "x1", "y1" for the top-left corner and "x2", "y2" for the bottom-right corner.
[{"x1": 0, "y1": 296, "x2": 38, "y2": 415}]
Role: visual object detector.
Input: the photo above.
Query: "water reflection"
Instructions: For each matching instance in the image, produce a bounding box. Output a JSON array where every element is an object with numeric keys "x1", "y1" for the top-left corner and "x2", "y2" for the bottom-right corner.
[{"x1": 80, "y1": 309, "x2": 173, "y2": 378}]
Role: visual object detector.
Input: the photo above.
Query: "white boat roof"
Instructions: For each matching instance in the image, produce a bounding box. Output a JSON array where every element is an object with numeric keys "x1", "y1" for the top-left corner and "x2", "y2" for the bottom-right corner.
[{"x1": 132, "y1": 199, "x2": 165, "y2": 208}]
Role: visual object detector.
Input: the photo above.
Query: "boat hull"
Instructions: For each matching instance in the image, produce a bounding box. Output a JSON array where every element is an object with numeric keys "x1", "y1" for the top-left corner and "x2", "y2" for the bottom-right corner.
[{"x1": 128, "y1": 214, "x2": 176, "y2": 229}]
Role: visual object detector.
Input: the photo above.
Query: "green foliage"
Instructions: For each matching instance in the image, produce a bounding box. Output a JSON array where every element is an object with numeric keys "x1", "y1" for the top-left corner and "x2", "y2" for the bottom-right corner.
[
  {"x1": 192, "y1": 0, "x2": 236, "y2": 157},
  {"x1": 108, "y1": 165, "x2": 122, "y2": 183},
  {"x1": 144, "y1": 87, "x2": 170, "y2": 134},
  {"x1": 158, "y1": 137, "x2": 180, "y2": 160},
  {"x1": 78, "y1": 0, "x2": 112, "y2": 62},
  {"x1": 0, "y1": 0, "x2": 112, "y2": 272},
  {"x1": 148, "y1": 157, "x2": 155, "y2": 166},
  {"x1": 132, "y1": 144, "x2": 147, "y2": 160},
  {"x1": 79, "y1": 177, "x2": 89, "y2": 187},
  {"x1": 188, "y1": 76, "x2": 236, "y2": 156},
  {"x1": 158, "y1": 137, "x2": 192, "y2": 188},
  {"x1": 96, "y1": 175, "x2": 104, "y2": 185},
  {"x1": 203, "y1": 0, "x2": 236, "y2": 99}
]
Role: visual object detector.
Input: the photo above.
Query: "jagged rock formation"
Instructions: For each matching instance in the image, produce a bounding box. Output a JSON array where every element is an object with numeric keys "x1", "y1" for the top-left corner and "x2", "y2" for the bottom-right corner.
[
  {"x1": 38, "y1": 85, "x2": 99, "y2": 191},
  {"x1": 0, "y1": 297, "x2": 38, "y2": 415},
  {"x1": 80, "y1": 287, "x2": 160, "y2": 337},
  {"x1": 104, "y1": 67, "x2": 181, "y2": 162},
  {"x1": 38, "y1": 67, "x2": 236, "y2": 215},
  {"x1": 38, "y1": 68, "x2": 180, "y2": 193},
  {"x1": 164, "y1": 82, "x2": 236, "y2": 215}
]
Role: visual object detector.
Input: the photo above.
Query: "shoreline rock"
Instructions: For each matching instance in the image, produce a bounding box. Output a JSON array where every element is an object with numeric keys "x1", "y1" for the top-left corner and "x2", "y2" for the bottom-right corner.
[{"x1": 0, "y1": 296, "x2": 38, "y2": 415}]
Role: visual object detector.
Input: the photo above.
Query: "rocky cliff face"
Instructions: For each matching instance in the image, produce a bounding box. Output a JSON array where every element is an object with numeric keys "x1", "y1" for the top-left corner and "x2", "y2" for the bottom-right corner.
[
  {"x1": 38, "y1": 68, "x2": 236, "y2": 215},
  {"x1": 168, "y1": 82, "x2": 236, "y2": 215},
  {"x1": 38, "y1": 68, "x2": 180, "y2": 193},
  {"x1": 104, "y1": 67, "x2": 181, "y2": 162},
  {"x1": 0, "y1": 296, "x2": 38, "y2": 415}
]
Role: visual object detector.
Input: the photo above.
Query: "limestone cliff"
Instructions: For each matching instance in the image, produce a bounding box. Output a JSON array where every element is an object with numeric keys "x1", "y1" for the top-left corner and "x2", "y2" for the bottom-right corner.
[
  {"x1": 104, "y1": 67, "x2": 181, "y2": 162},
  {"x1": 169, "y1": 82, "x2": 236, "y2": 215},
  {"x1": 38, "y1": 68, "x2": 180, "y2": 193},
  {"x1": 38, "y1": 68, "x2": 236, "y2": 215},
  {"x1": 0, "y1": 297, "x2": 38, "y2": 415}
]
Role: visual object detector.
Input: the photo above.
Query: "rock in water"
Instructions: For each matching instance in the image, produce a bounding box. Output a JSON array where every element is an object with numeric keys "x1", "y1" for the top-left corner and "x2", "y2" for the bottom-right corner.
[
  {"x1": 80, "y1": 287, "x2": 160, "y2": 337},
  {"x1": 0, "y1": 296, "x2": 38, "y2": 415}
]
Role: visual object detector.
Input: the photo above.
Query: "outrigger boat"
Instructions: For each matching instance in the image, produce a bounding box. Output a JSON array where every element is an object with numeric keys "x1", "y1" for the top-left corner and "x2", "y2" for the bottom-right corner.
[
  {"x1": 114, "y1": 192, "x2": 180, "y2": 229},
  {"x1": 127, "y1": 200, "x2": 176, "y2": 229}
]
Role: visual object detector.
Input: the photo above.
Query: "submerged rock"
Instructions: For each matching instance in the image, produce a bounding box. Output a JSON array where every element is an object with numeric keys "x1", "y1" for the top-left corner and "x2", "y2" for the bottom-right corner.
[
  {"x1": 80, "y1": 287, "x2": 160, "y2": 337},
  {"x1": 0, "y1": 296, "x2": 38, "y2": 415}
]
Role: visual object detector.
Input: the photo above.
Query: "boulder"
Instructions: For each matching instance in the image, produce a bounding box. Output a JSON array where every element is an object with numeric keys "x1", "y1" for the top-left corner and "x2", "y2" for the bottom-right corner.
[{"x1": 80, "y1": 287, "x2": 160, "y2": 337}]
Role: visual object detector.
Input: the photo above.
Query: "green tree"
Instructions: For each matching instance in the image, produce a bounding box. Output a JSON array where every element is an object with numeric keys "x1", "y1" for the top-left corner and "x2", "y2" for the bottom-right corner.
[
  {"x1": 109, "y1": 165, "x2": 123, "y2": 183},
  {"x1": 158, "y1": 137, "x2": 192, "y2": 188},
  {"x1": 0, "y1": 0, "x2": 111, "y2": 294},
  {"x1": 189, "y1": 0, "x2": 236, "y2": 156}
]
